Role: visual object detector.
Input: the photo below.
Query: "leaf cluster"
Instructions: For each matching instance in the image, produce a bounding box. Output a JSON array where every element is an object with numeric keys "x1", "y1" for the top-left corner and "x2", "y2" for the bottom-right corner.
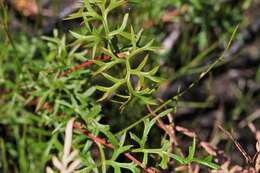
[{"x1": 67, "y1": 0, "x2": 162, "y2": 107}]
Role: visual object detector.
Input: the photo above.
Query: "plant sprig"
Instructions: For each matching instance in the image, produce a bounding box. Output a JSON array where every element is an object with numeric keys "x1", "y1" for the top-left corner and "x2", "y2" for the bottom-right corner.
[{"x1": 68, "y1": 0, "x2": 162, "y2": 107}]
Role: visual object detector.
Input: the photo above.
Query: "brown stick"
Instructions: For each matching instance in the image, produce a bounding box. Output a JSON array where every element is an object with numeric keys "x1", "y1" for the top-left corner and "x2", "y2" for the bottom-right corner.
[{"x1": 218, "y1": 125, "x2": 253, "y2": 163}]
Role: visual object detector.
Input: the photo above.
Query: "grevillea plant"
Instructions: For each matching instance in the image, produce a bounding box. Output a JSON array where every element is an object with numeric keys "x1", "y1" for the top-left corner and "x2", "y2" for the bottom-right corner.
[
  {"x1": 66, "y1": 0, "x2": 162, "y2": 107},
  {"x1": 0, "y1": 0, "x2": 233, "y2": 172},
  {"x1": 41, "y1": 1, "x2": 219, "y2": 172}
]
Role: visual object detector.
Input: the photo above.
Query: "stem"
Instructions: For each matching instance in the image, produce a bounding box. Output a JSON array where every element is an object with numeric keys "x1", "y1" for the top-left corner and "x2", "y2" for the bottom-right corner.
[
  {"x1": 0, "y1": 138, "x2": 8, "y2": 173},
  {"x1": 0, "y1": 0, "x2": 16, "y2": 49},
  {"x1": 115, "y1": 25, "x2": 239, "y2": 135},
  {"x1": 73, "y1": 122, "x2": 155, "y2": 173}
]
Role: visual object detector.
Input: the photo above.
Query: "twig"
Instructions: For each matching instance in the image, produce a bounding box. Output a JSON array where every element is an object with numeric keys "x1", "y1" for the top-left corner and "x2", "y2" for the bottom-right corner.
[
  {"x1": 218, "y1": 125, "x2": 252, "y2": 163},
  {"x1": 146, "y1": 105, "x2": 178, "y2": 146}
]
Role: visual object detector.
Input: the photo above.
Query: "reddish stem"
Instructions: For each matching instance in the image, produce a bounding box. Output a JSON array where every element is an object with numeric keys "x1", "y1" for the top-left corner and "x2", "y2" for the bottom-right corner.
[
  {"x1": 30, "y1": 55, "x2": 112, "y2": 110},
  {"x1": 73, "y1": 122, "x2": 155, "y2": 173},
  {"x1": 60, "y1": 51, "x2": 129, "y2": 77},
  {"x1": 60, "y1": 55, "x2": 111, "y2": 77},
  {"x1": 73, "y1": 122, "x2": 113, "y2": 149}
]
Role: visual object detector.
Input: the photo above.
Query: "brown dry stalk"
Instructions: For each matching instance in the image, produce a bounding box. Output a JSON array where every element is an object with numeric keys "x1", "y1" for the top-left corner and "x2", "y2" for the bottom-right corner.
[
  {"x1": 146, "y1": 105, "x2": 179, "y2": 147},
  {"x1": 218, "y1": 125, "x2": 260, "y2": 173},
  {"x1": 147, "y1": 105, "x2": 242, "y2": 172},
  {"x1": 175, "y1": 126, "x2": 196, "y2": 138},
  {"x1": 152, "y1": 116, "x2": 260, "y2": 172},
  {"x1": 253, "y1": 150, "x2": 260, "y2": 173},
  {"x1": 211, "y1": 124, "x2": 260, "y2": 173},
  {"x1": 249, "y1": 123, "x2": 260, "y2": 173},
  {"x1": 218, "y1": 125, "x2": 253, "y2": 164},
  {"x1": 147, "y1": 105, "x2": 202, "y2": 172}
]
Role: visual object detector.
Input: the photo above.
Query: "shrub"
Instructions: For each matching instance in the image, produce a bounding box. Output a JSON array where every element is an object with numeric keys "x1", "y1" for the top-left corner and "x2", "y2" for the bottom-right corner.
[{"x1": 0, "y1": 0, "x2": 244, "y2": 172}]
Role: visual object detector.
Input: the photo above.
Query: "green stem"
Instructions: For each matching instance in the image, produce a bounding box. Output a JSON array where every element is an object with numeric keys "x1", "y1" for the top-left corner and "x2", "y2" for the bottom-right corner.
[
  {"x1": 98, "y1": 144, "x2": 107, "y2": 173},
  {"x1": 0, "y1": 138, "x2": 8, "y2": 173},
  {"x1": 0, "y1": 0, "x2": 15, "y2": 49},
  {"x1": 115, "y1": 25, "x2": 239, "y2": 136}
]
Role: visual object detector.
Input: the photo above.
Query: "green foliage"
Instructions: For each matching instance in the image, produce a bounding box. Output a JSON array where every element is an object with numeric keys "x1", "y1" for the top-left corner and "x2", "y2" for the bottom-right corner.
[
  {"x1": 67, "y1": 0, "x2": 162, "y2": 107},
  {"x1": 2, "y1": 0, "x2": 249, "y2": 172},
  {"x1": 130, "y1": 0, "x2": 248, "y2": 45}
]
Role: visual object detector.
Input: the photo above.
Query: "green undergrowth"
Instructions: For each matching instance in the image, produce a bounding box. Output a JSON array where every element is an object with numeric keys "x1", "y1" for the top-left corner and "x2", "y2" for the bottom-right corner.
[{"x1": 0, "y1": 0, "x2": 249, "y2": 172}]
